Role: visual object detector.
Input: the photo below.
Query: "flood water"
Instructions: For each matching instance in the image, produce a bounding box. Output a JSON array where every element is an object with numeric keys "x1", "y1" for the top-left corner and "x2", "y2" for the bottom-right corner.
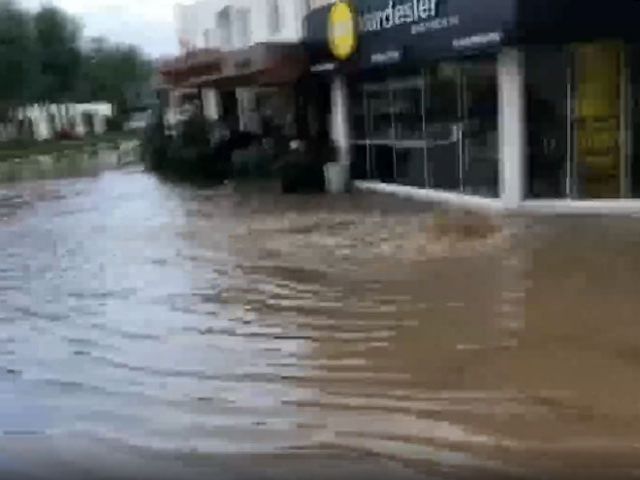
[{"x1": 3, "y1": 156, "x2": 640, "y2": 479}]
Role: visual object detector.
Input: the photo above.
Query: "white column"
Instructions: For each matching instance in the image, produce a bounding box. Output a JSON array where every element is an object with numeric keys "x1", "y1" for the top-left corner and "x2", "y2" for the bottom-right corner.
[
  {"x1": 498, "y1": 48, "x2": 526, "y2": 209},
  {"x1": 202, "y1": 88, "x2": 222, "y2": 121},
  {"x1": 330, "y1": 74, "x2": 351, "y2": 164}
]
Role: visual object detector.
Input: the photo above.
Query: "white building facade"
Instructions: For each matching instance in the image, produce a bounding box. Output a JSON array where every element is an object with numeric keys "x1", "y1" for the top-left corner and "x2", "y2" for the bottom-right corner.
[
  {"x1": 171, "y1": 0, "x2": 311, "y2": 134},
  {"x1": 175, "y1": 0, "x2": 310, "y2": 52}
]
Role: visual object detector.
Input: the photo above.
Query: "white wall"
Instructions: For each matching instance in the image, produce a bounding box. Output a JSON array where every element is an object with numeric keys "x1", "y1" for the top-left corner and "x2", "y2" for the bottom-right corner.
[
  {"x1": 174, "y1": 0, "x2": 309, "y2": 52},
  {"x1": 249, "y1": 0, "x2": 308, "y2": 44},
  {"x1": 7, "y1": 103, "x2": 114, "y2": 141},
  {"x1": 330, "y1": 75, "x2": 350, "y2": 164},
  {"x1": 175, "y1": 0, "x2": 229, "y2": 51},
  {"x1": 202, "y1": 88, "x2": 222, "y2": 120},
  {"x1": 307, "y1": 0, "x2": 333, "y2": 9},
  {"x1": 498, "y1": 48, "x2": 526, "y2": 210}
]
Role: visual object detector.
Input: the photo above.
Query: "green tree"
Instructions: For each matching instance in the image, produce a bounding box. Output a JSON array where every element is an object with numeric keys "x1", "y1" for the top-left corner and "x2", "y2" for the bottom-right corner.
[
  {"x1": 33, "y1": 5, "x2": 82, "y2": 102},
  {"x1": 0, "y1": 0, "x2": 37, "y2": 118},
  {"x1": 0, "y1": 1, "x2": 152, "y2": 124},
  {"x1": 76, "y1": 38, "x2": 152, "y2": 114}
]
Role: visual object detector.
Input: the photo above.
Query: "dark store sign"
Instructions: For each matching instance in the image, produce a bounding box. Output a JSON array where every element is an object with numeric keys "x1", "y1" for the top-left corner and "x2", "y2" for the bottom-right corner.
[
  {"x1": 304, "y1": 0, "x2": 514, "y2": 68},
  {"x1": 359, "y1": 0, "x2": 438, "y2": 32}
]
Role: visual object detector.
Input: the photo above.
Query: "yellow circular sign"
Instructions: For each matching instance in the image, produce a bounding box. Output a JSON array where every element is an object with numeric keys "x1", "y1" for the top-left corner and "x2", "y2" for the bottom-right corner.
[{"x1": 328, "y1": 1, "x2": 357, "y2": 61}]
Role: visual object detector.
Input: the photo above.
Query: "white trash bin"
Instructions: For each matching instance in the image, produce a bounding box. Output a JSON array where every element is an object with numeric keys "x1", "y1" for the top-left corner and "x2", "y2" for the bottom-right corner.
[{"x1": 323, "y1": 161, "x2": 350, "y2": 194}]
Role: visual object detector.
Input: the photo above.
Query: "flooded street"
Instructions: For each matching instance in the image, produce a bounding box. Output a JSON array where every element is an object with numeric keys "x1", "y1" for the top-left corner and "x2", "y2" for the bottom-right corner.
[{"x1": 3, "y1": 158, "x2": 640, "y2": 479}]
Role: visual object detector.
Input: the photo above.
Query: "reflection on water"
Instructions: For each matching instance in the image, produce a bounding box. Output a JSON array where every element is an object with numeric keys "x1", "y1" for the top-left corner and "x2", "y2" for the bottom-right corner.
[{"x1": 2, "y1": 159, "x2": 640, "y2": 478}]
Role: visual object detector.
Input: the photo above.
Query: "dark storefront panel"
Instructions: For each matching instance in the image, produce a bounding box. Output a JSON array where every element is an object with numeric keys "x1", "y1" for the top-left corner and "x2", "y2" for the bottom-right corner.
[
  {"x1": 425, "y1": 62, "x2": 461, "y2": 191},
  {"x1": 461, "y1": 60, "x2": 499, "y2": 197},
  {"x1": 427, "y1": 128, "x2": 461, "y2": 190},
  {"x1": 572, "y1": 42, "x2": 624, "y2": 199},
  {"x1": 344, "y1": 57, "x2": 498, "y2": 196},
  {"x1": 395, "y1": 147, "x2": 427, "y2": 187},
  {"x1": 631, "y1": 45, "x2": 640, "y2": 197},
  {"x1": 424, "y1": 59, "x2": 499, "y2": 196},
  {"x1": 349, "y1": 84, "x2": 366, "y2": 140},
  {"x1": 366, "y1": 88, "x2": 394, "y2": 140},
  {"x1": 526, "y1": 42, "x2": 640, "y2": 200},
  {"x1": 392, "y1": 84, "x2": 424, "y2": 140},
  {"x1": 371, "y1": 144, "x2": 395, "y2": 182},
  {"x1": 350, "y1": 144, "x2": 369, "y2": 180},
  {"x1": 514, "y1": 0, "x2": 640, "y2": 47},
  {"x1": 526, "y1": 47, "x2": 570, "y2": 199}
]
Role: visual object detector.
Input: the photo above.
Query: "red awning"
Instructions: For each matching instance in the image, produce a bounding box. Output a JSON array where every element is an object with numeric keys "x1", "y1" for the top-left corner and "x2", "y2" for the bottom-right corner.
[{"x1": 159, "y1": 43, "x2": 307, "y2": 90}]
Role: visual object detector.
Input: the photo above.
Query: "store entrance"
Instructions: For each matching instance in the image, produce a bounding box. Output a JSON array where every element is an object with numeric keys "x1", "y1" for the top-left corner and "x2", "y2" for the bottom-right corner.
[
  {"x1": 425, "y1": 63, "x2": 461, "y2": 191},
  {"x1": 573, "y1": 42, "x2": 624, "y2": 198},
  {"x1": 351, "y1": 58, "x2": 499, "y2": 197},
  {"x1": 526, "y1": 42, "x2": 627, "y2": 199},
  {"x1": 425, "y1": 60, "x2": 499, "y2": 196}
]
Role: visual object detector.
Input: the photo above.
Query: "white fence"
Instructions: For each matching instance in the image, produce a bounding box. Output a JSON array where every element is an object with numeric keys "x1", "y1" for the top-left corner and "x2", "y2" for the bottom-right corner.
[{"x1": 0, "y1": 103, "x2": 114, "y2": 142}]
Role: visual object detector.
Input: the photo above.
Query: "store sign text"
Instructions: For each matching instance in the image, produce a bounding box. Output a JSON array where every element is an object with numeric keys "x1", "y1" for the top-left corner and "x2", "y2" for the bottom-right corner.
[
  {"x1": 359, "y1": 0, "x2": 438, "y2": 33},
  {"x1": 411, "y1": 15, "x2": 459, "y2": 34},
  {"x1": 370, "y1": 50, "x2": 402, "y2": 64}
]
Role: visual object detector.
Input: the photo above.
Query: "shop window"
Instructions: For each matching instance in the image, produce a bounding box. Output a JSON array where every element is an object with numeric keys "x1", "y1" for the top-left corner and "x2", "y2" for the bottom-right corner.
[
  {"x1": 461, "y1": 60, "x2": 499, "y2": 197},
  {"x1": 371, "y1": 144, "x2": 395, "y2": 182},
  {"x1": 392, "y1": 85, "x2": 424, "y2": 141},
  {"x1": 395, "y1": 147, "x2": 426, "y2": 187},
  {"x1": 630, "y1": 45, "x2": 640, "y2": 197},
  {"x1": 527, "y1": 43, "x2": 628, "y2": 200},
  {"x1": 573, "y1": 42, "x2": 624, "y2": 199},
  {"x1": 423, "y1": 60, "x2": 498, "y2": 197},
  {"x1": 526, "y1": 47, "x2": 570, "y2": 198},
  {"x1": 425, "y1": 63, "x2": 462, "y2": 191},
  {"x1": 366, "y1": 88, "x2": 393, "y2": 140},
  {"x1": 349, "y1": 87, "x2": 366, "y2": 140},
  {"x1": 350, "y1": 144, "x2": 368, "y2": 180}
]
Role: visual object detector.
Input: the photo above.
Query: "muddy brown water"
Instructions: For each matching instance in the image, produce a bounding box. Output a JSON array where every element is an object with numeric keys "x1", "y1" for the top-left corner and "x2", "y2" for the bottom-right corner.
[{"x1": 2, "y1": 157, "x2": 640, "y2": 479}]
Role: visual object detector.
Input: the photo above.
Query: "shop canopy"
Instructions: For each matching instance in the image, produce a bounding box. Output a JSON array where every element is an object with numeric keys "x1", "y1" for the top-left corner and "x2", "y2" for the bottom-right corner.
[
  {"x1": 304, "y1": 0, "x2": 640, "y2": 72},
  {"x1": 161, "y1": 43, "x2": 307, "y2": 91},
  {"x1": 159, "y1": 49, "x2": 224, "y2": 88}
]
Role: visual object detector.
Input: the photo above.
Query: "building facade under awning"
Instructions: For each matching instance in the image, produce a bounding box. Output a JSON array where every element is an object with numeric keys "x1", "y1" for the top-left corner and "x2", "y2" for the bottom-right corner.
[
  {"x1": 191, "y1": 43, "x2": 308, "y2": 90},
  {"x1": 159, "y1": 42, "x2": 310, "y2": 137}
]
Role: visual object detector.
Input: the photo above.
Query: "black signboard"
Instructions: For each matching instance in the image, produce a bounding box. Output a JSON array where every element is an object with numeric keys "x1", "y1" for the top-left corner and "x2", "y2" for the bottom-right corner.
[
  {"x1": 514, "y1": 0, "x2": 640, "y2": 45},
  {"x1": 304, "y1": 0, "x2": 517, "y2": 71},
  {"x1": 304, "y1": 0, "x2": 640, "y2": 73}
]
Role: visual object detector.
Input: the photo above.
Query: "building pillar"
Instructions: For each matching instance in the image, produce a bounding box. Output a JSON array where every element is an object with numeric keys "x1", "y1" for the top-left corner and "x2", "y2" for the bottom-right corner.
[
  {"x1": 202, "y1": 88, "x2": 222, "y2": 121},
  {"x1": 498, "y1": 48, "x2": 526, "y2": 209},
  {"x1": 330, "y1": 74, "x2": 350, "y2": 164}
]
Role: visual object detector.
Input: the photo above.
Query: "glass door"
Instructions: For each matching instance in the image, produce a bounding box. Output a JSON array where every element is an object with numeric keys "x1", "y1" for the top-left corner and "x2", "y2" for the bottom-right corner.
[
  {"x1": 425, "y1": 63, "x2": 462, "y2": 191},
  {"x1": 461, "y1": 60, "x2": 499, "y2": 197},
  {"x1": 526, "y1": 48, "x2": 571, "y2": 198},
  {"x1": 365, "y1": 85, "x2": 394, "y2": 182},
  {"x1": 572, "y1": 41, "x2": 625, "y2": 198},
  {"x1": 392, "y1": 80, "x2": 426, "y2": 187}
]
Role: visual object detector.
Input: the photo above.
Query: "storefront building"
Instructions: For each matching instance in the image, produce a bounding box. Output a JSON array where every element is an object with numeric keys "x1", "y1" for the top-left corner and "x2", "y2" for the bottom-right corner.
[
  {"x1": 164, "y1": 0, "x2": 311, "y2": 136},
  {"x1": 304, "y1": 0, "x2": 640, "y2": 213}
]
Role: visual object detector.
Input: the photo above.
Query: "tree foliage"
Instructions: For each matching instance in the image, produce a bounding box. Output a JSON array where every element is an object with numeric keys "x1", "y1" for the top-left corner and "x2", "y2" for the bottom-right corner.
[
  {"x1": 76, "y1": 37, "x2": 153, "y2": 113},
  {"x1": 33, "y1": 6, "x2": 82, "y2": 102},
  {"x1": 0, "y1": 0, "x2": 37, "y2": 116},
  {"x1": 0, "y1": 0, "x2": 152, "y2": 116}
]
